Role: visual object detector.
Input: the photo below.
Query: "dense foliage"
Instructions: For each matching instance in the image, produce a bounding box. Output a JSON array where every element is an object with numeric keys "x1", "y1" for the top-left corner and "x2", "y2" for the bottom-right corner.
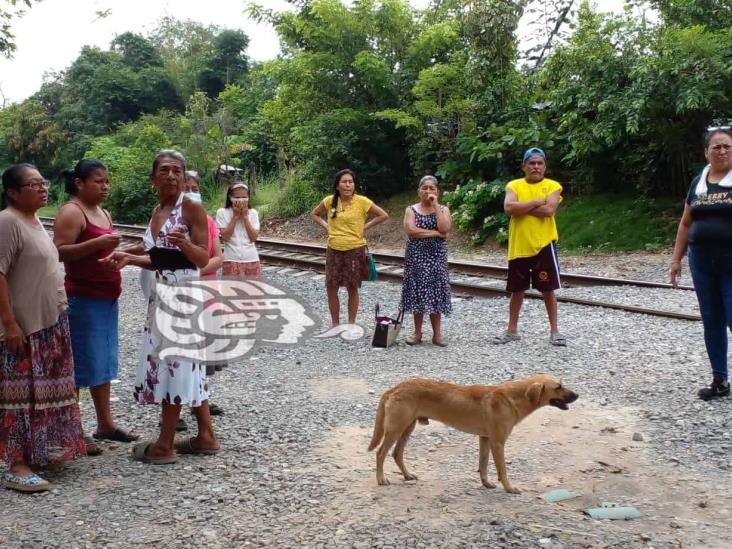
[{"x1": 1, "y1": 0, "x2": 730, "y2": 236}]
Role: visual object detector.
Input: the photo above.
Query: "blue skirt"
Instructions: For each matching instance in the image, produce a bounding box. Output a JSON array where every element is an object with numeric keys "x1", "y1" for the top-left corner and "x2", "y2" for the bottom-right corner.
[{"x1": 67, "y1": 296, "x2": 119, "y2": 388}]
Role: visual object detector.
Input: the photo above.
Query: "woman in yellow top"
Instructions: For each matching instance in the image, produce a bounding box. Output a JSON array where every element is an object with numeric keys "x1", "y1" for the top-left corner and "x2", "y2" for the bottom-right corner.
[{"x1": 310, "y1": 169, "x2": 389, "y2": 327}]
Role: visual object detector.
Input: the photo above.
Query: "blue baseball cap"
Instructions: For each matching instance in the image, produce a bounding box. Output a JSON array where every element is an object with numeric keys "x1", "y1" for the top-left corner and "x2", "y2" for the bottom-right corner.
[{"x1": 523, "y1": 147, "x2": 546, "y2": 163}]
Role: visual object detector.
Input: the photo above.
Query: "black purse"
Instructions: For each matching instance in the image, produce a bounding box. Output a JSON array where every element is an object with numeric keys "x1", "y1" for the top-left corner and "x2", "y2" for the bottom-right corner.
[
  {"x1": 149, "y1": 246, "x2": 196, "y2": 272},
  {"x1": 371, "y1": 304, "x2": 403, "y2": 348}
]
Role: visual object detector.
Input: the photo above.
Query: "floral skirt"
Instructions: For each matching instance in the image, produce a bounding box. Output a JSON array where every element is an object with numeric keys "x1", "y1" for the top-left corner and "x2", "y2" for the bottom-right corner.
[
  {"x1": 134, "y1": 271, "x2": 209, "y2": 407},
  {"x1": 325, "y1": 246, "x2": 367, "y2": 288},
  {"x1": 222, "y1": 261, "x2": 262, "y2": 277},
  {"x1": 0, "y1": 313, "x2": 85, "y2": 467}
]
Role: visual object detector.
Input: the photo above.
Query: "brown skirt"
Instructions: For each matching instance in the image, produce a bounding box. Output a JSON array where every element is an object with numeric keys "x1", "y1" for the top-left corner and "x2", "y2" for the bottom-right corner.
[{"x1": 326, "y1": 246, "x2": 367, "y2": 288}]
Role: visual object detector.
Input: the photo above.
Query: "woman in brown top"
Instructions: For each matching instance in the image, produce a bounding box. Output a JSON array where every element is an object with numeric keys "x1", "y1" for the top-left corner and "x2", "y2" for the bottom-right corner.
[{"x1": 0, "y1": 164, "x2": 85, "y2": 493}]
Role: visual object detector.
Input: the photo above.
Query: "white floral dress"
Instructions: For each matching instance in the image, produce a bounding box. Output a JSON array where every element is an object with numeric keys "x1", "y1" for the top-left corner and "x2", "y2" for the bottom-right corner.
[{"x1": 133, "y1": 193, "x2": 208, "y2": 407}]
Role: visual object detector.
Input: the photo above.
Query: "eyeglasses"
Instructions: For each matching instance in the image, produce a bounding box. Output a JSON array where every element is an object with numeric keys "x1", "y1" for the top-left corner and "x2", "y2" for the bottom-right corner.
[
  {"x1": 20, "y1": 180, "x2": 50, "y2": 190},
  {"x1": 710, "y1": 144, "x2": 732, "y2": 152}
]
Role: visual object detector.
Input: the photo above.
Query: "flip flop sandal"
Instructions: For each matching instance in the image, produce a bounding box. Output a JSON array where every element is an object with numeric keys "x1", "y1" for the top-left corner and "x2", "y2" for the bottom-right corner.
[
  {"x1": 3, "y1": 472, "x2": 50, "y2": 493},
  {"x1": 405, "y1": 335, "x2": 422, "y2": 346},
  {"x1": 492, "y1": 331, "x2": 521, "y2": 345},
  {"x1": 84, "y1": 435, "x2": 104, "y2": 456},
  {"x1": 174, "y1": 437, "x2": 221, "y2": 456},
  {"x1": 550, "y1": 332, "x2": 567, "y2": 347},
  {"x1": 93, "y1": 428, "x2": 140, "y2": 443},
  {"x1": 131, "y1": 442, "x2": 179, "y2": 465}
]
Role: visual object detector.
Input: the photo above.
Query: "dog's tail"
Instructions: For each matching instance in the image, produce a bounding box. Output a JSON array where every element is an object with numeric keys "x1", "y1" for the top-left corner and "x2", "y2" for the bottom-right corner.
[{"x1": 367, "y1": 391, "x2": 388, "y2": 451}]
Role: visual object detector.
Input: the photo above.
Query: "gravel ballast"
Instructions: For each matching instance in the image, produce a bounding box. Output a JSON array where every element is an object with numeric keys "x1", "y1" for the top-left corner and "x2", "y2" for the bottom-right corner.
[{"x1": 1, "y1": 262, "x2": 730, "y2": 549}]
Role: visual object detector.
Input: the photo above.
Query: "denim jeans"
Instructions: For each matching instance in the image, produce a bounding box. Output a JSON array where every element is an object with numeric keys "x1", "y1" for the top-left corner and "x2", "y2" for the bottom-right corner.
[{"x1": 688, "y1": 245, "x2": 732, "y2": 380}]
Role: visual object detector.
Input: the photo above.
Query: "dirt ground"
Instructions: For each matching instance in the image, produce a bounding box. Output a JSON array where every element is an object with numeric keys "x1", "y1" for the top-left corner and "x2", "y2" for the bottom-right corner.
[{"x1": 306, "y1": 376, "x2": 731, "y2": 548}]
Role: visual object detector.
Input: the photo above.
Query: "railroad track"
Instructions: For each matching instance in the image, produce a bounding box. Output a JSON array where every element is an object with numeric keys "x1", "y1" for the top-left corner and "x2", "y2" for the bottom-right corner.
[{"x1": 39, "y1": 217, "x2": 700, "y2": 321}]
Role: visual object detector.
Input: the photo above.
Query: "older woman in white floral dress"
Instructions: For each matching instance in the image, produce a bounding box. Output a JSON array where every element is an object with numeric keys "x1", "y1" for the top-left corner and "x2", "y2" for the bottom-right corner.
[{"x1": 102, "y1": 150, "x2": 220, "y2": 464}]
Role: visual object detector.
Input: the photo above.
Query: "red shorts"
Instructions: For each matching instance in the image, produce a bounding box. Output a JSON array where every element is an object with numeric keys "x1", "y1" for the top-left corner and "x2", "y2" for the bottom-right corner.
[{"x1": 506, "y1": 243, "x2": 561, "y2": 292}]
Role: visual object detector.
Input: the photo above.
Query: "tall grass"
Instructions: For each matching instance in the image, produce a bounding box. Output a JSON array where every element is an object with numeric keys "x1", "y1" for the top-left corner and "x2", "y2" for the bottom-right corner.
[
  {"x1": 556, "y1": 193, "x2": 682, "y2": 253},
  {"x1": 200, "y1": 173, "x2": 227, "y2": 216},
  {"x1": 254, "y1": 174, "x2": 322, "y2": 219}
]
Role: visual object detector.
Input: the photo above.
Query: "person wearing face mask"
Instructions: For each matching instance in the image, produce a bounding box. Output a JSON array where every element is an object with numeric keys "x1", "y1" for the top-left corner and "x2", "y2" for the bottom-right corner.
[
  {"x1": 670, "y1": 127, "x2": 732, "y2": 400},
  {"x1": 183, "y1": 171, "x2": 223, "y2": 281},
  {"x1": 183, "y1": 171, "x2": 225, "y2": 416},
  {"x1": 216, "y1": 181, "x2": 261, "y2": 277},
  {"x1": 493, "y1": 148, "x2": 565, "y2": 347},
  {"x1": 310, "y1": 169, "x2": 389, "y2": 327},
  {"x1": 400, "y1": 175, "x2": 452, "y2": 346}
]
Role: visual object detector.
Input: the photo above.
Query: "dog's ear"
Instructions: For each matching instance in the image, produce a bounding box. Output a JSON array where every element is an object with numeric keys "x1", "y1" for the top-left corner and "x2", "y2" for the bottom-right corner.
[{"x1": 525, "y1": 383, "x2": 545, "y2": 406}]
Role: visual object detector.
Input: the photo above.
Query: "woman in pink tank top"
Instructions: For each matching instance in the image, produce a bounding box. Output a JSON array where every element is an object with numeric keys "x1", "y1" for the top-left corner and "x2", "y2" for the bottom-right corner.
[
  {"x1": 183, "y1": 171, "x2": 226, "y2": 417},
  {"x1": 53, "y1": 160, "x2": 139, "y2": 455}
]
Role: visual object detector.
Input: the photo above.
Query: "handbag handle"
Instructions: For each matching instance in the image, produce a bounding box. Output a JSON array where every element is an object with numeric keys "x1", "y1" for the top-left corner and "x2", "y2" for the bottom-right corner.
[{"x1": 375, "y1": 303, "x2": 403, "y2": 324}]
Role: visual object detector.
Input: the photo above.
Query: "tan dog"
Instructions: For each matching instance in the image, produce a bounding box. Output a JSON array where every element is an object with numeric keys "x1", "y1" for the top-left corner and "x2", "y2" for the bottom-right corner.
[{"x1": 368, "y1": 374, "x2": 578, "y2": 493}]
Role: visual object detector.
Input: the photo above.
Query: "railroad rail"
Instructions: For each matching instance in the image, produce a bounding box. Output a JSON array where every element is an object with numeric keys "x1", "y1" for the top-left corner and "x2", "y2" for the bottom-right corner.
[{"x1": 39, "y1": 217, "x2": 699, "y2": 322}]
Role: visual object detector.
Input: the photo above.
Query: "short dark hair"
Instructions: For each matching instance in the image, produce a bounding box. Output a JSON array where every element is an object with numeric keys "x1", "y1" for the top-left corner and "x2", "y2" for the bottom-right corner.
[
  {"x1": 62, "y1": 159, "x2": 107, "y2": 196},
  {"x1": 1, "y1": 163, "x2": 36, "y2": 210}
]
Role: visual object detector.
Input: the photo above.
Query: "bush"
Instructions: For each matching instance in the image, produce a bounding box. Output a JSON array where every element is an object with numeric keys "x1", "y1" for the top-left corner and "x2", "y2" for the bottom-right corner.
[
  {"x1": 267, "y1": 177, "x2": 322, "y2": 218},
  {"x1": 442, "y1": 178, "x2": 508, "y2": 244},
  {"x1": 86, "y1": 123, "x2": 173, "y2": 223}
]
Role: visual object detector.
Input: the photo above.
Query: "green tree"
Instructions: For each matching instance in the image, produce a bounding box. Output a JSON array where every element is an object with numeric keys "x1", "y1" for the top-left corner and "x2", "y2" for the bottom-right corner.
[
  {"x1": 148, "y1": 17, "x2": 219, "y2": 98},
  {"x1": 87, "y1": 120, "x2": 173, "y2": 223},
  {"x1": 649, "y1": 0, "x2": 732, "y2": 30},
  {"x1": 0, "y1": 0, "x2": 34, "y2": 57},
  {"x1": 111, "y1": 32, "x2": 164, "y2": 68},
  {"x1": 197, "y1": 29, "x2": 250, "y2": 98},
  {"x1": 0, "y1": 98, "x2": 66, "y2": 173}
]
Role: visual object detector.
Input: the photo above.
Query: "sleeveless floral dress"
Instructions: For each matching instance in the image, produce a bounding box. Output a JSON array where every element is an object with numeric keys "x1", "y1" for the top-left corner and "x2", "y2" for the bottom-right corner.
[
  {"x1": 134, "y1": 193, "x2": 208, "y2": 406},
  {"x1": 400, "y1": 206, "x2": 452, "y2": 315}
]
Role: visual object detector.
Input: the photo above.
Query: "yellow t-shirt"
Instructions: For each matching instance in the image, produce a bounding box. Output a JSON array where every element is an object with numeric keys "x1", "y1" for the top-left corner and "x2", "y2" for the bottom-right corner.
[
  {"x1": 322, "y1": 194, "x2": 374, "y2": 251},
  {"x1": 506, "y1": 178, "x2": 563, "y2": 260}
]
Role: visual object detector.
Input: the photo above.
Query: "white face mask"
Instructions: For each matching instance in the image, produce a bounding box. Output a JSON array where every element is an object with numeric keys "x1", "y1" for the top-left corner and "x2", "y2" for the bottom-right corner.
[{"x1": 185, "y1": 192, "x2": 202, "y2": 203}]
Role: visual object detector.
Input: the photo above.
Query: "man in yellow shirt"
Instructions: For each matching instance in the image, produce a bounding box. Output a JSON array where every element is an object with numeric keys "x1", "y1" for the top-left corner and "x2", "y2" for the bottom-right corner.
[{"x1": 493, "y1": 148, "x2": 566, "y2": 346}]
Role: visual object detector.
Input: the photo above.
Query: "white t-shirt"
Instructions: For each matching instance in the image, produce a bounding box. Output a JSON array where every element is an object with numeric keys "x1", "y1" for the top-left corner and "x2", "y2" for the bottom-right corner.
[{"x1": 215, "y1": 207, "x2": 260, "y2": 262}]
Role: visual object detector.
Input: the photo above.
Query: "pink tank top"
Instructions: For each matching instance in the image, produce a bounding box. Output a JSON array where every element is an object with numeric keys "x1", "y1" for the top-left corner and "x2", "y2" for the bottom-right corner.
[{"x1": 202, "y1": 216, "x2": 219, "y2": 279}]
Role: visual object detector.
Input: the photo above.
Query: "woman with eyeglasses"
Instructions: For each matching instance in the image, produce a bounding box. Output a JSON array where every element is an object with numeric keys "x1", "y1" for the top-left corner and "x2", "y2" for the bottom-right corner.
[
  {"x1": 0, "y1": 164, "x2": 85, "y2": 492},
  {"x1": 53, "y1": 159, "x2": 139, "y2": 455},
  {"x1": 670, "y1": 128, "x2": 732, "y2": 400}
]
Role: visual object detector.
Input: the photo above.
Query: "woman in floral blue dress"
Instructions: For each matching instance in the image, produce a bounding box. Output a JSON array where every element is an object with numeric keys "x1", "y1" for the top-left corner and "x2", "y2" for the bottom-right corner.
[{"x1": 400, "y1": 175, "x2": 452, "y2": 346}]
